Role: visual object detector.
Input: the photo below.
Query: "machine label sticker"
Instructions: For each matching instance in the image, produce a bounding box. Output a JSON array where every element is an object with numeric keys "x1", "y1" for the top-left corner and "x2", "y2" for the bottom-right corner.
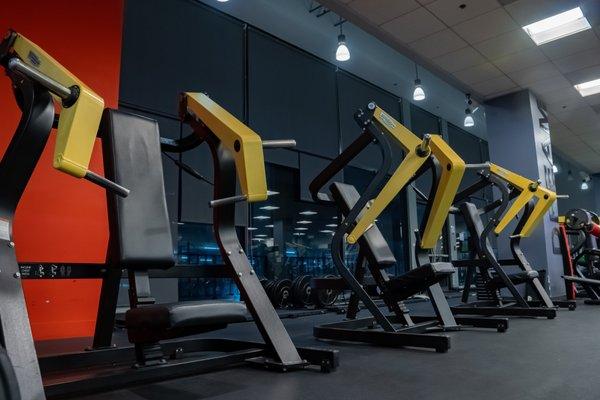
[
  {"x1": 27, "y1": 51, "x2": 41, "y2": 67},
  {"x1": 0, "y1": 219, "x2": 9, "y2": 241},
  {"x1": 378, "y1": 111, "x2": 396, "y2": 130}
]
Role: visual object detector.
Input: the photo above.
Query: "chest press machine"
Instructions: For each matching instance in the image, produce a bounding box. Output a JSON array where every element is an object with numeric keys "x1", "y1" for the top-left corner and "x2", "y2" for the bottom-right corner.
[
  {"x1": 0, "y1": 31, "x2": 337, "y2": 400},
  {"x1": 450, "y1": 163, "x2": 575, "y2": 318},
  {"x1": 309, "y1": 102, "x2": 507, "y2": 353}
]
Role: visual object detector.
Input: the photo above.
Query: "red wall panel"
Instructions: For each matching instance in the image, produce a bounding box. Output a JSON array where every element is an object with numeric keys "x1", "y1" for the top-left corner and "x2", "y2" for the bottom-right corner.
[{"x1": 0, "y1": 0, "x2": 123, "y2": 340}]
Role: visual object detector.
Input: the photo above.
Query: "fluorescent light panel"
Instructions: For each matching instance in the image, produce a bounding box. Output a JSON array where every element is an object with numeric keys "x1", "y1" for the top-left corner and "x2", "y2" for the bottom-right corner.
[
  {"x1": 299, "y1": 211, "x2": 317, "y2": 215},
  {"x1": 574, "y1": 78, "x2": 600, "y2": 97},
  {"x1": 522, "y1": 7, "x2": 591, "y2": 45}
]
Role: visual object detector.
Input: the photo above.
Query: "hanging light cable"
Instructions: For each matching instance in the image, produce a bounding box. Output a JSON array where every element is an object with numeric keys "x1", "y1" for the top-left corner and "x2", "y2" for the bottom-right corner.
[
  {"x1": 413, "y1": 64, "x2": 425, "y2": 101},
  {"x1": 336, "y1": 19, "x2": 350, "y2": 62},
  {"x1": 464, "y1": 93, "x2": 474, "y2": 127}
]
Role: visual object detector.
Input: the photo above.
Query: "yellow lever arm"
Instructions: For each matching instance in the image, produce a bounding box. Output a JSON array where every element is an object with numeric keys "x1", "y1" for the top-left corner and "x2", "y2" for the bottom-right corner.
[
  {"x1": 181, "y1": 92, "x2": 268, "y2": 202},
  {"x1": 10, "y1": 32, "x2": 104, "y2": 179},
  {"x1": 490, "y1": 163, "x2": 556, "y2": 237}
]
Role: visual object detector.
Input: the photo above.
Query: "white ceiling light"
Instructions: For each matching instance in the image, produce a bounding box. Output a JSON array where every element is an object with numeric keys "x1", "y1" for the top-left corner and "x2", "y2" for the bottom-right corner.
[
  {"x1": 552, "y1": 164, "x2": 558, "y2": 174},
  {"x1": 293, "y1": 232, "x2": 306, "y2": 236},
  {"x1": 255, "y1": 234, "x2": 267, "y2": 238},
  {"x1": 265, "y1": 224, "x2": 274, "y2": 228},
  {"x1": 413, "y1": 64, "x2": 425, "y2": 102},
  {"x1": 574, "y1": 78, "x2": 600, "y2": 97},
  {"x1": 581, "y1": 180, "x2": 589, "y2": 190},
  {"x1": 299, "y1": 211, "x2": 318, "y2": 215},
  {"x1": 522, "y1": 7, "x2": 591, "y2": 46},
  {"x1": 336, "y1": 34, "x2": 350, "y2": 62},
  {"x1": 253, "y1": 215, "x2": 270, "y2": 220},
  {"x1": 260, "y1": 205, "x2": 280, "y2": 211},
  {"x1": 247, "y1": 227, "x2": 257, "y2": 231},
  {"x1": 319, "y1": 230, "x2": 334, "y2": 233},
  {"x1": 326, "y1": 224, "x2": 338, "y2": 228},
  {"x1": 295, "y1": 227, "x2": 308, "y2": 231},
  {"x1": 297, "y1": 220, "x2": 312, "y2": 224}
]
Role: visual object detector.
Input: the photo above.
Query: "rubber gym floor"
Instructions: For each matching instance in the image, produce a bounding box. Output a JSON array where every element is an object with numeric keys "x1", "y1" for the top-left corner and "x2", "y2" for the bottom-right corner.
[{"x1": 45, "y1": 299, "x2": 600, "y2": 400}]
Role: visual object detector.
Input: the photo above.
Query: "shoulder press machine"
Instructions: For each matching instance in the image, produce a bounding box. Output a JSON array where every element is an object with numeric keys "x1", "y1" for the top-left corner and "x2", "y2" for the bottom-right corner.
[
  {"x1": 0, "y1": 31, "x2": 336, "y2": 400},
  {"x1": 450, "y1": 163, "x2": 575, "y2": 318},
  {"x1": 309, "y1": 102, "x2": 507, "y2": 353}
]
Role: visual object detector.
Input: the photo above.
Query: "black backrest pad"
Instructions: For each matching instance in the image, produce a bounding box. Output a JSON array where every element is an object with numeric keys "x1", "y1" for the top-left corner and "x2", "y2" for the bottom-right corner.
[
  {"x1": 330, "y1": 182, "x2": 396, "y2": 266},
  {"x1": 459, "y1": 202, "x2": 495, "y2": 256},
  {"x1": 100, "y1": 109, "x2": 175, "y2": 269}
]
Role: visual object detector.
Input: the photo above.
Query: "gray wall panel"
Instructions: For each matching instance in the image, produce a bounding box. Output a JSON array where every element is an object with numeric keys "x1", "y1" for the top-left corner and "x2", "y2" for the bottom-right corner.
[
  {"x1": 248, "y1": 29, "x2": 339, "y2": 159},
  {"x1": 121, "y1": 0, "x2": 245, "y2": 117}
]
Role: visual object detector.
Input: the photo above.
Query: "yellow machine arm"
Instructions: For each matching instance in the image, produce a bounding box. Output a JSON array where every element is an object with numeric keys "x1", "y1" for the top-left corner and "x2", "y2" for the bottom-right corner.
[
  {"x1": 180, "y1": 92, "x2": 268, "y2": 202},
  {"x1": 5, "y1": 31, "x2": 104, "y2": 179},
  {"x1": 347, "y1": 105, "x2": 465, "y2": 249},
  {"x1": 489, "y1": 163, "x2": 556, "y2": 237}
]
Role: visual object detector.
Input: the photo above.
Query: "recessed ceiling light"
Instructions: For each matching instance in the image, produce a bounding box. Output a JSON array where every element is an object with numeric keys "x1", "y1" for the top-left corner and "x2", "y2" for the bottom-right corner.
[
  {"x1": 522, "y1": 7, "x2": 591, "y2": 46},
  {"x1": 299, "y1": 210, "x2": 317, "y2": 215},
  {"x1": 252, "y1": 238, "x2": 264, "y2": 242},
  {"x1": 319, "y1": 230, "x2": 334, "y2": 233},
  {"x1": 295, "y1": 227, "x2": 308, "y2": 231},
  {"x1": 574, "y1": 78, "x2": 600, "y2": 97},
  {"x1": 260, "y1": 205, "x2": 279, "y2": 211},
  {"x1": 293, "y1": 232, "x2": 306, "y2": 236},
  {"x1": 253, "y1": 215, "x2": 270, "y2": 220},
  {"x1": 326, "y1": 224, "x2": 338, "y2": 227},
  {"x1": 297, "y1": 220, "x2": 312, "y2": 224},
  {"x1": 255, "y1": 234, "x2": 267, "y2": 237},
  {"x1": 248, "y1": 227, "x2": 257, "y2": 231},
  {"x1": 265, "y1": 224, "x2": 274, "y2": 228}
]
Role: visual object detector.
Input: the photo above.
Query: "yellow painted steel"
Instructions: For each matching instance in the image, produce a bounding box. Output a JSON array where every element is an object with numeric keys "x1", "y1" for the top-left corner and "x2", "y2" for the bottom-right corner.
[
  {"x1": 558, "y1": 215, "x2": 566, "y2": 224},
  {"x1": 346, "y1": 106, "x2": 465, "y2": 249},
  {"x1": 490, "y1": 163, "x2": 556, "y2": 237},
  {"x1": 11, "y1": 33, "x2": 104, "y2": 178},
  {"x1": 183, "y1": 92, "x2": 268, "y2": 202}
]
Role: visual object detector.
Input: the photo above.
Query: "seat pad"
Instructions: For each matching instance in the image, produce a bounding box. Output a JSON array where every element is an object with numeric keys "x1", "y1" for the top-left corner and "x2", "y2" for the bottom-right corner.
[{"x1": 125, "y1": 300, "x2": 248, "y2": 343}]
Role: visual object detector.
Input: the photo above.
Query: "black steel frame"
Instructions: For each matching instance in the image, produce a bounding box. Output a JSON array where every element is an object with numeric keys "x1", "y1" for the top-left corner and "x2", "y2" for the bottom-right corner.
[
  {"x1": 451, "y1": 173, "x2": 571, "y2": 318},
  {"x1": 308, "y1": 104, "x2": 507, "y2": 352}
]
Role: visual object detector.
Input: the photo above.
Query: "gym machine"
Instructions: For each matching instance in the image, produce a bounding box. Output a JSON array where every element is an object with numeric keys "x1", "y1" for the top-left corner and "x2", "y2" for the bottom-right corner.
[
  {"x1": 309, "y1": 102, "x2": 507, "y2": 353},
  {"x1": 0, "y1": 31, "x2": 337, "y2": 399},
  {"x1": 560, "y1": 208, "x2": 600, "y2": 304},
  {"x1": 450, "y1": 163, "x2": 575, "y2": 318}
]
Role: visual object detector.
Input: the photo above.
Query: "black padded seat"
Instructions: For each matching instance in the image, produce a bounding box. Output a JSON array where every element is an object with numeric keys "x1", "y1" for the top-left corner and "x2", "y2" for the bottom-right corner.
[
  {"x1": 329, "y1": 182, "x2": 396, "y2": 267},
  {"x1": 101, "y1": 109, "x2": 249, "y2": 346},
  {"x1": 386, "y1": 262, "x2": 454, "y2": 299},
  {"x1": 125, "y1": 301, "x2": 248, "y2": 343},
  {"x1": 487, "y1": 271, "x2": 539, "y2": 288}
]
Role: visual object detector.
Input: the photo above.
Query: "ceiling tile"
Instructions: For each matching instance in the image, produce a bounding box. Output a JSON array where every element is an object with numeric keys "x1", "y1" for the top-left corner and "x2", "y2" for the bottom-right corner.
[
  {"x1": 424, "y1": 0, "x2": 500, "y2": 26},
  {"x1": 473, "y1": 29, "x2": 535, "y2": 59},
  {"x1": 452, "y1": 8, "x2": 519, "y2": 44},
  {"x1": 452, "y1": 62, "x2": 504, "y2": 84},
  {"x1": 545, "y1": 92, "x2": 589, "y2": 114},
  {"x1": 349, "y1": 0, "x2": 420, "y2": 25},
  {"x1": 504, "y1": 0, "x2": 582, "y2": 25},
  {"x1": 506, "y1": 62, "x2": 562, "y2": 86},
  {"x1": 553, "y1": 46, "x2": 600, "y2": 74},
  {"x1": 555, "y1": 106, "x2": 600, "y2": 130},
  {"x1": 492, "y1": 47, "x2": 548, "y2": 73},
  {"x1": 381, "y1": 7, "x2": 446, "y2": 43},
  {"x1": 585, "y1": 93, "x2": 600, "y2": 106},
  {"x1": 565, "y1": 65, "x2": 600, "y2": 86},
  {"x1": 431, "y1": 46, "x2": 487, "y2": 72},
  {"x1": 528, "y1": 75, "x2": 573, "y2": 96},
  {"x1": 409, "y1": 29, "x2": 468, "y2": 58},
  {"x1": 540, "y1": 29, "x2": 600, "y2": 60},
  {"x1": 470, "y1": 75, "x2": 517, "y2": 96}
]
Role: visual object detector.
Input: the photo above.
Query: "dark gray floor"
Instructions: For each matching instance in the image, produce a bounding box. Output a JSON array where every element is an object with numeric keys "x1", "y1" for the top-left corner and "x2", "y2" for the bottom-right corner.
[{"x1": 75, "y1": 300, "x2": 600, "y2": 400}]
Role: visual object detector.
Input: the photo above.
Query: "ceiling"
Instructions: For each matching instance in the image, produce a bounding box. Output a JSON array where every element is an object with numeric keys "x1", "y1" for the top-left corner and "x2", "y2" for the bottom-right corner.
[{"x1": 317, "y1": 0, "x2": 600, "y2": 172}]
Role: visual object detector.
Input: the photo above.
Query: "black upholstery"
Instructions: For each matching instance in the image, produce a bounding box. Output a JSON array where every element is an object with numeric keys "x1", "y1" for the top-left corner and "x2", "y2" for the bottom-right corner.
[
  {"x1": 100, "y1": 109, "x2": 175, "y2": 270},
  {"x1": 387, "y1": 262, "x2": 454, "y2": 298},
  {"x1": 329, "y1": 182, "x2": 396, "y2": 266},
  {"x1": 488, "y1": 271, "x2": 539, "y2": 288},
  {"x1": 126, "y1": 301, "x2": 248, "y2": 343}
]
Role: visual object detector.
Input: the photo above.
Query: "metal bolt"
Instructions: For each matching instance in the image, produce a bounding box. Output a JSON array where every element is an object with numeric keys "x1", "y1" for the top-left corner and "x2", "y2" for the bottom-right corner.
[
  {"x1": 238, "y1": 272, "x2": 243, "y2": 277},
  {"x1": 250, "y1": 269, "x2": 255, "y2": 275},
  {"x1": 13, "y1": 272, "x2": 20, "y2": 279},
  {"x1": 7, "y1": 242, "x2": 14, "y2": 248},
  {"x1": 238, "y1": 248, "x2": 244, "y2": 254},
  {"x1": 226, "y1": 251, "x2": 232, "y2": 255}
]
